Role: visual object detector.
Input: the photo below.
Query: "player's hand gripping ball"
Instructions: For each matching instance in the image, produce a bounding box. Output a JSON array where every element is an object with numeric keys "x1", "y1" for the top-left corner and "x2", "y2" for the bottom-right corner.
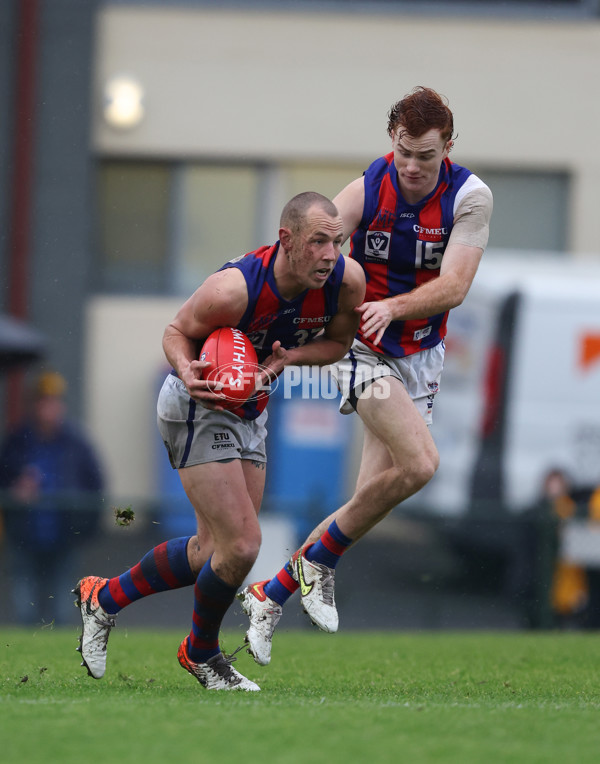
[{"x1": 200, "y1": 327, "x2": 259, "y2": 409}]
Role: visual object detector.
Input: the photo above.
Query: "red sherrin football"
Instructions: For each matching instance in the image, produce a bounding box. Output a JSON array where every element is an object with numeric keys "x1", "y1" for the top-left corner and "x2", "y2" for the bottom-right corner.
[{"x1": 199, "y1": 327, "x2": 259, "y2": 409}]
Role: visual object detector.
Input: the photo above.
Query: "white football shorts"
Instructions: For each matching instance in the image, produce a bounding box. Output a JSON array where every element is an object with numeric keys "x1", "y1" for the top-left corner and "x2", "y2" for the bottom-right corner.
[
  {"x1": 157, "y1": 373, "x2": 268, "y2": 469},
  {"x1": 332, "y1": 339, "x2": 445, "y2": 425}
]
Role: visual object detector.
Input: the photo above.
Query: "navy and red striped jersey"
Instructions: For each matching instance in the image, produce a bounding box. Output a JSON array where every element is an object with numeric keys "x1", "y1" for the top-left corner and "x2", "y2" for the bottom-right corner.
[
  {"x1": 218, "y1": 242, "x2": 346, "y2": 419},
  {"x1": 350, "y1": 152, "x2": 474, "y2": 358}
]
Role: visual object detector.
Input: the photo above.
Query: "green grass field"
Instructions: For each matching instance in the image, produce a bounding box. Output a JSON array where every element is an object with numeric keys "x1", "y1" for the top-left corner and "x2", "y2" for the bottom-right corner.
[{"x1": 1, "y1": 627, "x2": 599, "y2": 764}]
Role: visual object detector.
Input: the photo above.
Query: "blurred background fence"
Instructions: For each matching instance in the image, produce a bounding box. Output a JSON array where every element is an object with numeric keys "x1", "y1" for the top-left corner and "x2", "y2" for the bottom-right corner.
[{"x1": 3, "y1": 494, "x2": 600, "y2": 632}]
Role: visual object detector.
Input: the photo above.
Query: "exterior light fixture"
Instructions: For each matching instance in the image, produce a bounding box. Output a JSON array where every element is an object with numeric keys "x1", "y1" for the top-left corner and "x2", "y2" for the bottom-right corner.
[{"x1": 103, "y1": 75, "x2": 144, "y2": 129}]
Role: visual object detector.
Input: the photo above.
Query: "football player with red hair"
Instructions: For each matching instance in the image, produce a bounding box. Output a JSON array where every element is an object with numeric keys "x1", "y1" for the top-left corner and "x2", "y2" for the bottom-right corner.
[{"x1": 241, "y1": 87, "x2": 493, "y2": 666}]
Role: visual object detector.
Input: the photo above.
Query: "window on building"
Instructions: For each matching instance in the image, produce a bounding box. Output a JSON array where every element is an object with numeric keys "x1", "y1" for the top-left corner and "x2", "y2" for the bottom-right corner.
[
  {"x1": 95, "y1": 160, "x2": 263, "y2": 294},
  {"x1": 174, "y1": 164, "x2": 262, "y2": 293},
  {"x1": 94, "y1": 159, "x2": 369, "y2": 295},
  {"x1": 472, "y1": 168, "x2": 570, "y2": 253},
  {"x1": 94, "y1": 160, "x2": 571, "y2": 296},
  {"x1": 96, "y1": 161, "x2": 171, "y2": 293}
]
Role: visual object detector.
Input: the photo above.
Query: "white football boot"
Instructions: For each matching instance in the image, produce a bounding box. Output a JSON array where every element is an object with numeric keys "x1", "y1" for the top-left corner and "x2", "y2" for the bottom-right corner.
[
  {"x1": 177, "y1": 639, "x2": 260, "y2": 691},
  {"x1": 293, "y1": 550, "x2": 339, "y2": 633},
  {"x1": 237, "y1": 581, "x2": 282, "y2": 666},
  {"x1": 73, "y1": 576, "x2": 116, "y2": 679}
]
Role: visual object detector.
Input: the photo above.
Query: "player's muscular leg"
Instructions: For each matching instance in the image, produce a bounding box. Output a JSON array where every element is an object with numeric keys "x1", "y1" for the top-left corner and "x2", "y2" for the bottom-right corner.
[
  {"x1": 342, "y1": 377, "x2": 438, "y2": 538},
  {"x1": 303, "y1": 377, "x2": 438, "y2": 546},
  {"x1": 186, "y1": 534, "x2": 208, "y2": 575},
  {"x1": 185, "y1": 459, "x2": 264, "y2": 575},
  {"x1": 178, "y1": 460, "x2": 263, "y2": 586}
]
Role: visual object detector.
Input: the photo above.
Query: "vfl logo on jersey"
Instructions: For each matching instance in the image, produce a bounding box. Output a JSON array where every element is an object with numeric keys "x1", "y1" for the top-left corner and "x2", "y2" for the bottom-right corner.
[{"x1": 365, "y1": 230, "x2": 390, "y2": 261}]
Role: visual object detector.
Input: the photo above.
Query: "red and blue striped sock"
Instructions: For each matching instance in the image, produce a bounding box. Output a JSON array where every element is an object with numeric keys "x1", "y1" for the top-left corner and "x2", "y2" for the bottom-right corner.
[
  {"x1": 186, "y1": 558, "x2": 238, "y2": 664},
  {"x1": 98, "y1": 536, "x2": 195, "y2": 615},
  {"x1": 263, "y1": 520, "x2": 353, "y2": 605},
  {"x1": 263, "y1": 560, "x2": 299, "y2": 606},
  {"x1": 304, "y1": 520, "x2": 353, "y2": 569}
]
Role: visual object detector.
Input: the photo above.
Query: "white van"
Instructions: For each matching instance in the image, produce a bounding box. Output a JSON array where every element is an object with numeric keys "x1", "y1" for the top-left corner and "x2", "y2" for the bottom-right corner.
[{"x1": 415, "y1": 253, "x2": 600, "y2": 516}]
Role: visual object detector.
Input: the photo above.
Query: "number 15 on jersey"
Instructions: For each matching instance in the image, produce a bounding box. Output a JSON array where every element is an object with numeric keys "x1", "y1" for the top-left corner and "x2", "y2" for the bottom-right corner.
[{"x1": 415, "y1": 241, "x2": 444, "y2": 270}]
